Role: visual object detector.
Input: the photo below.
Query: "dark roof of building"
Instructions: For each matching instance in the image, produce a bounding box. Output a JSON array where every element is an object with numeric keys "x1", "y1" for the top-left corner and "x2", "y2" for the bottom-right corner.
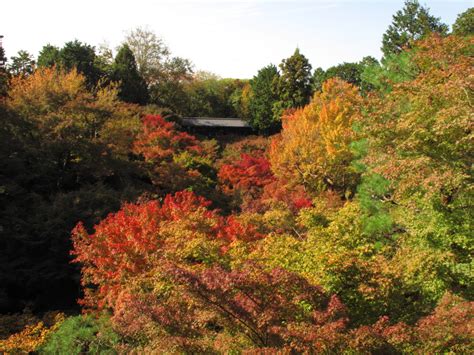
[{"x1": 181, "y1": 117, "x2": 251, "y2": 128}]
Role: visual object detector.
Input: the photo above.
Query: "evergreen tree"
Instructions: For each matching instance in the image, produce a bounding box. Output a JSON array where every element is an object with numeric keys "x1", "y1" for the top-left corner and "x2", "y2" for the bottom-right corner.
[
  {"x1": 0, "y1": 45, "x2": 8, "y2": 96},
  {"x1": 248, "y1": 64, "x2": 280, "y2": 133},
  {"x1": 311, "y1": 67, "x2": 326, "y2": 92},
  {"x1": 452, "y1": 8, "x2": 474, "y2": 36},
  {"x1": 313, "y1": 63, "x2": 362, "y2": 92},
  {"x1": 94, "y1": 43, "x2": 114, "y2": 77},
  {"x1": 112, "y1": 44, "x2": 148, "y2": 104},
  {"x1": 381, "y1": 0, "x2": 448, "y2": 57},
  {"x1": 358, "y1": 56, "x2": 380, "y2": 93},
  {"x1": 37, "y1": 41, "x2": 103, "y2": 87},
  {"x1": 37, "y1": 44, "x2": 60, "y2": 68},
  {"x1": 273, "y1": 48, "x2": 312, "y2": 121},
  {"x1": 313, "y1": 57, "x2": 379, "y2": 93},
  {"x1": 59, "y1": 40, "x2": 101, "y2": 86},
  {"x1": 8, "y1": 50, "x2": 35, "y2": 76},
  {"x1": 359, "y1": 55, "x2": 379, "y2": 68},
  {"x1": 0, "y1": 46, "x2": 6, "y2": 68},
  {"x1": 148, "y1": 56, "x2": 193, "y2": 112}
]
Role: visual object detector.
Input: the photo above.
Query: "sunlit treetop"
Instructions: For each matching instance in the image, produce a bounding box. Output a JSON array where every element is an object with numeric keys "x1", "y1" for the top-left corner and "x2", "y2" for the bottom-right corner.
[{"x1": 270, "y1": 78, "x2": 362, "y2": 195}]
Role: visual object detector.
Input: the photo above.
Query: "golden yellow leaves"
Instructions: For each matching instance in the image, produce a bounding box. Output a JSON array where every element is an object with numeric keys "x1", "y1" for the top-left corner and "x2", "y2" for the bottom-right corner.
[
  {"x1": 269, "y1": 78, "x2": 362, "y2": 195},
  {"x1": 0, "y1": 312, "x2": 65, "y2": 354}
]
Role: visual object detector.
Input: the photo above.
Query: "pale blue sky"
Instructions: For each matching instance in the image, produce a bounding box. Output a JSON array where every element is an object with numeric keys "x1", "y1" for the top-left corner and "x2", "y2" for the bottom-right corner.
[{"x1": 1, "y1": 0, "x2": 472, "y2": 78}]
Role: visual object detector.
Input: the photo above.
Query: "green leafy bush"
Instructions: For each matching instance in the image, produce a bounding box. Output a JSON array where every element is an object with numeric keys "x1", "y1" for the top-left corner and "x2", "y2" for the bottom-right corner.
[{"x1": 40, "y1": 315, "x2": 120, "y2": 354}]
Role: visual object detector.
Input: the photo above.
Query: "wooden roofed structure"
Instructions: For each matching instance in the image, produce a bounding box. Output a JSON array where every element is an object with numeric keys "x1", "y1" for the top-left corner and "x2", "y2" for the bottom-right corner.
[{"x1": 180, "y1": 117, "x2": 253, "y2": 136}]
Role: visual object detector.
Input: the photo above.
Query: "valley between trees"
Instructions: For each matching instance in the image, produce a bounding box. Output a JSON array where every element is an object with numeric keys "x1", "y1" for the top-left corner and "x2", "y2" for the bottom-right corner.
[{"x1": 0, "y1": 2, "x2": 473, "y2": 353}]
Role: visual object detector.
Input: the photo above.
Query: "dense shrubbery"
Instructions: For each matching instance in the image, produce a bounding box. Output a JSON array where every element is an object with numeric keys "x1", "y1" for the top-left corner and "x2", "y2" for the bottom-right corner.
[{"x1": 40, "y1": 314, "x2": 120, "y2": 354}]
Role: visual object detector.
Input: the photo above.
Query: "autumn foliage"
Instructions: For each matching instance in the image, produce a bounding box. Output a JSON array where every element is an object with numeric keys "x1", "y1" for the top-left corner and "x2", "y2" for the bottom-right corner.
[
  {"x1": 218, "y1": 138, "x2": 312, "y2": 213},
  {"x1": 219, "y1": 153, "x2": 275, "y2": 195},
  {"x1": 270, "y1": 78, "x2": 362, "y2": 195},
  {"x1": 131, "y1": 114, "x2": 223, "y2": 197},
  {"x1": 71, "y1": 191, "x2": 264, "y2": 311},
  {"x1": 0, "y1": 312, "x2": 65, "y2": 353},
  {"x1": 133, "y1": 114, "x2": 202, "y2": 161},
  {"x1": 3, "y1": 27, "x2": 473, "y2": 354},
  {"x1": 165, "y1": 263, "x2": 348, "y2": 352}
]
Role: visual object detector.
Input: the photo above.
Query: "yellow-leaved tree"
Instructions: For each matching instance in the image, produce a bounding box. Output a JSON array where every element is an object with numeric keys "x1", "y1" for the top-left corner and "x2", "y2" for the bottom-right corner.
[{"x1": 270, "y1": 78, "x2": 362, "y2": 195}]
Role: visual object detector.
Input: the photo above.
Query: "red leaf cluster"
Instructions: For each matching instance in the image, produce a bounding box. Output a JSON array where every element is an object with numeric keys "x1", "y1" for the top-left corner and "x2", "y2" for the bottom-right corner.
[
  {"x1": 133, "y1": 115, "x2": 202, "y2": 162},
  {"x1": 71, "y1": 190, "x2": 264, "y2": 309},
  {"x1": 218, "y1": 153, "x2": 275, "y2": 195},
  {"x1": 260, "y1": 180, "x2": 313, "y2": 212},
  {"x1": 217, "y1": 216, "x2": 265, "y2": 252},
  {"x1": 218, "y1": 151, "x2": 313, "y2": 213}
]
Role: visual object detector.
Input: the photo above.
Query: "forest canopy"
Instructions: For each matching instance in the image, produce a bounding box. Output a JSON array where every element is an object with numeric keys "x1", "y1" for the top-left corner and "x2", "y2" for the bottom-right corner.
[{"x1": 0, "y1": 1, "x2": 473, "y2": 353}]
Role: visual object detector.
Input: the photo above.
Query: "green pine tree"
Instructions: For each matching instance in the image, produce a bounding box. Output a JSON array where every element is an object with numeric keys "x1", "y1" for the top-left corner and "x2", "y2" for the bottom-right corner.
[
  {"x1": 248, "y1": 64, "x2": 280, "y2": 133},
  {"x1": 272, "y1": 48, "x2": 312, "y2": 121},
  {"x1": 381, "y1": 0, "x2": 448, "y2": 57},
  {"x1": 112, "y1": 44, "x2": 149, "y2": 105},
  {"x1": 8, "y1": 50, "x2": 35, "y2": 76}
]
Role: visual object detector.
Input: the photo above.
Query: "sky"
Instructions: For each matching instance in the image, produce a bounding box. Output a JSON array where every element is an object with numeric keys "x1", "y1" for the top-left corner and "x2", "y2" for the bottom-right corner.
[{"x1": 1, "y1": 0, "x2": 472, "y2": 78}]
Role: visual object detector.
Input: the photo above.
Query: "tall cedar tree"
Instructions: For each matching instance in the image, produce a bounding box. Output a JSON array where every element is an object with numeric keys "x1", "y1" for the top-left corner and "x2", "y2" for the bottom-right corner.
[
  {"x1": 112, "y1": 44, "x2": 149, "y2": 104},
  {"x1": 0, "y1": 46, "x2": 8, "y2": 96},
  {"x1": 272, "y1": 48, "x2": 312, "y2": 121},
  {"x1": 248, "y1": 64, "x2": 280, "y2": 133},
  {"x1": 381, "y1": 0, "x2": 448, "y2": 57}
]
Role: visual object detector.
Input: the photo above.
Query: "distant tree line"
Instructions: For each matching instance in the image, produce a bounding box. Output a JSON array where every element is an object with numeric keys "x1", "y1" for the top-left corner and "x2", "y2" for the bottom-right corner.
[
  {"x1": 1, "y1": 2, "x2": 472, "y2": 134},
  {"x1": 243, "y1": 1, "x2": 472, "y2": 133},
  {"x1": 0, "y1": 28, "x2": 251, "y2": 121}
]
